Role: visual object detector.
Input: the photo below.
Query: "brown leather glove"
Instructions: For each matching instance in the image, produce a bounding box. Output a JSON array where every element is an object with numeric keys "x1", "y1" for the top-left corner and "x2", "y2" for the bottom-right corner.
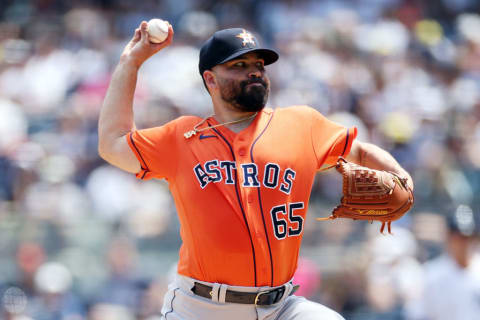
[{"x1": 317, "y1": 157, "x2": 414, "y2": 233}]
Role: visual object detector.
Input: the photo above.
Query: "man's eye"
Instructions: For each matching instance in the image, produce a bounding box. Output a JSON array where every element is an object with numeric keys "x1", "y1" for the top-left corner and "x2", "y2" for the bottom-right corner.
[
  {"x1": 234, "y1": 62, "x2": 245, "y2": 67},
  {"x1": 256, "y1": 62, "x2": 265, "y2": 69}
]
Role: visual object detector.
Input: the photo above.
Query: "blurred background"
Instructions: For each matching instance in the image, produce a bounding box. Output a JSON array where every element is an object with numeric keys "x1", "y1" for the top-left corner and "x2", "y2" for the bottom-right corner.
[{"x1": 1, "y1": 0, "x2": 480, "y2": 319}]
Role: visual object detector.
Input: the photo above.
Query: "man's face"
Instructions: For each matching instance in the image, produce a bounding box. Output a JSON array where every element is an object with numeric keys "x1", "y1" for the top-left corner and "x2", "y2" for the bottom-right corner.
[{"x1": 212, "y1": 52, "x2": 270, "y2": 112}]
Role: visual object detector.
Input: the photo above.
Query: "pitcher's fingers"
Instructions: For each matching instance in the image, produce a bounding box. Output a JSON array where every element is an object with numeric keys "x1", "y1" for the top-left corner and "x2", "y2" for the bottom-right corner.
[
  {"x1": 140, "y1": 21, "x2": 149, "y2": 43},
  {"x1": 132, "y1": 28, "x2": 141, "y2": 42},
  {"x1": 163, "y1": 23, "x2": 174, "y2": 45}
]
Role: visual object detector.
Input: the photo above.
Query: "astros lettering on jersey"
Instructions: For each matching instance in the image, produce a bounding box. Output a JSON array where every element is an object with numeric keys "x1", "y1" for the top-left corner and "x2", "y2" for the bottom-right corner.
[{"x1": 126, "y1": 105, "x2": 357, "y2": 287}]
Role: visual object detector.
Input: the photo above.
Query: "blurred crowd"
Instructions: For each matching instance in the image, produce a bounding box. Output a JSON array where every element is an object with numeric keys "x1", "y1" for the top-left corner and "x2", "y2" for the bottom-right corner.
[{"x1": 1, "y1": 0, "x2": 480, "y2": 319}]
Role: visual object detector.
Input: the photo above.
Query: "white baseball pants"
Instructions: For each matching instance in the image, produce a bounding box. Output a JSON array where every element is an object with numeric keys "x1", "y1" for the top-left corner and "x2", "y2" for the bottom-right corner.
[{"x1": 160, "y1": 274, "x2": 345, "y2": 320}]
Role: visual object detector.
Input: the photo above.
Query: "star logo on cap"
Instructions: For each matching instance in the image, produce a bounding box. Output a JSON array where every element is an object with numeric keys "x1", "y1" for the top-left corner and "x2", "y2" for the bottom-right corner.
[{"x1": 236, "y1": 29, "x2": 256, "y2": 47}]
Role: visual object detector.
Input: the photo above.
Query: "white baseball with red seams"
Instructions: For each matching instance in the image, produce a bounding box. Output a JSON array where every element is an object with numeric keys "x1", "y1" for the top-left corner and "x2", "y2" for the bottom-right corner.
[{"x1": 147, "y1": 18, "x2": 168, "y2": 43}]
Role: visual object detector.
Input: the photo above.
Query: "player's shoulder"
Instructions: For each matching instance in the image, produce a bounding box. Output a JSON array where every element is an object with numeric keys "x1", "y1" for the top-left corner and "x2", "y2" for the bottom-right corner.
[
  {"x1": 175, "y1": 115, "x2": 204, "y2": 126},
  {"x1": 136, "y1": 115, "x2": 203, "y2": 139},
  {"x1": 273, "y1": 105, "x2": 325, "y2": 120},
  {"x1": 152, "y1": 115, "x2": 204, "y2": 130}
]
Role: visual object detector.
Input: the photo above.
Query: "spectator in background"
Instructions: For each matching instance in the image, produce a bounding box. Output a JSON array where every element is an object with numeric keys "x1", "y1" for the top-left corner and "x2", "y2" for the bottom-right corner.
[
  {"x1": 90, "y1": 236, "x2": 149, "y2": 317},
  {"x1": 28, "y1": 262, "x2": 84, "y2": 320},
  {"x1": 0, "y1": 243, "x2": 45, "y2": 319},
  {"x1": 406, "y1": 205, "x2": 480, "y2": 320}
]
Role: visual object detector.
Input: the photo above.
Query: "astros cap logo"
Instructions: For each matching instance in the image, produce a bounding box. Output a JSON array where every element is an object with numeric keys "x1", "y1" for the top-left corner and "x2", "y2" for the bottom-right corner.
[{"x1": 236, "y1": 29, "x2": 256, "y2": 46}]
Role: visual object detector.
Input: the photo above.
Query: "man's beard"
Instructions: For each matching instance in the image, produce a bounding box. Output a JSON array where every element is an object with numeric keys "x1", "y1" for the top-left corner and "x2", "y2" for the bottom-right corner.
[{"x1": 218, "y1": 77, "x2": 269, "y2": 112}]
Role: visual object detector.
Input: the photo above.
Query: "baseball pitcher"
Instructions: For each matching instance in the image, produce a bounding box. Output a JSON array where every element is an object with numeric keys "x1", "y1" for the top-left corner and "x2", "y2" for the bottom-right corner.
[{"x1": 98, "y1": 21, "x2": 414, "y2": 320}]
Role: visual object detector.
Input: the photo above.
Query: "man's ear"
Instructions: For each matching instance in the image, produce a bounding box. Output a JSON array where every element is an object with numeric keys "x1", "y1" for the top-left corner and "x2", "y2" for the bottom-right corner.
[{"x1": 203, "y1": 70, "x2": 217, "y2": 91}]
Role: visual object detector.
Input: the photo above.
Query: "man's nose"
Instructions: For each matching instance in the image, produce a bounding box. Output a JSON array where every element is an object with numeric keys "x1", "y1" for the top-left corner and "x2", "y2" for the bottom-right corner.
[{"x1": 247, "y1": 67, "x2": 262, "y2": 78}]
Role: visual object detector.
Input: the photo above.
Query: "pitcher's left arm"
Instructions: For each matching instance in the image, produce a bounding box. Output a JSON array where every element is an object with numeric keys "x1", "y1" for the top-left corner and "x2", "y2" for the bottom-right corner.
[{"x1": 346, "y1": 140, "x2": 414, "y2": 190}]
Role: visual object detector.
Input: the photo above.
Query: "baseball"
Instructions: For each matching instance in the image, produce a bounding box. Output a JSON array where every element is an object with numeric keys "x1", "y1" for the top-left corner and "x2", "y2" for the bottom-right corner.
[{"x1": 147, "y1": 18, "x2": 169, "y2": 43}]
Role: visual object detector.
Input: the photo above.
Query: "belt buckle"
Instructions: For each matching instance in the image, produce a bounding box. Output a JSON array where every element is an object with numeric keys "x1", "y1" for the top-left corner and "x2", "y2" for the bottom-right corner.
[
  {"x1": 254, "y1": 286, "x2": 285, "y2": 306},
  {"x1": 254, "y1": 290, "x2": 267, "y2": 306}
]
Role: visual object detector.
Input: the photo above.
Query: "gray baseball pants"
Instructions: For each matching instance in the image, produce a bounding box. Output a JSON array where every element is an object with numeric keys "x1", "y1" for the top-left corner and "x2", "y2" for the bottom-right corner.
[{"x1": 160, "y1": 274, "x2": 345, "y2": 320}]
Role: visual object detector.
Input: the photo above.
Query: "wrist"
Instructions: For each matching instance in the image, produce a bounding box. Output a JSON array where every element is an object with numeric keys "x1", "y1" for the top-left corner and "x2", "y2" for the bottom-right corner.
[{"x1": 119, "y1": 55, "x2": 143, "y2": 70}]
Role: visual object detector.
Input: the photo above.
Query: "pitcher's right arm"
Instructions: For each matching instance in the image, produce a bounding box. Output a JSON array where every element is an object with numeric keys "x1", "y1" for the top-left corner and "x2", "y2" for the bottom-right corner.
[{"x1": 98, "y1": 21, "x2": 173, "y2": 173}]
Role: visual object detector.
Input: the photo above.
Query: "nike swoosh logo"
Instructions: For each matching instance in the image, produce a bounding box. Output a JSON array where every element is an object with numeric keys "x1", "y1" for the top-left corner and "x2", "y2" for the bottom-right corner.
[{"x1": 199, "y1": 134, "x2": 217, "y2": 140}]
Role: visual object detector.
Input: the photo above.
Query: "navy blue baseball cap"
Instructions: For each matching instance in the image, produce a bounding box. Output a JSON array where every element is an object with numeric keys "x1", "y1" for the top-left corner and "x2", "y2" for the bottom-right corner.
[{"x1": 199, "y1": 28, "x2": 279, "y2": 76}]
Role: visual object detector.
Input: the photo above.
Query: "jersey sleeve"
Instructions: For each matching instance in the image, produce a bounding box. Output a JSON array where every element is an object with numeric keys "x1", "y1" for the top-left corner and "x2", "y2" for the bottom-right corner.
[
  {"x1": 126, "y1": 120, "x2": 178, "y2": 180},
  {"x1": 309, "y1": 108, "x2": 357, "y2": 169}
]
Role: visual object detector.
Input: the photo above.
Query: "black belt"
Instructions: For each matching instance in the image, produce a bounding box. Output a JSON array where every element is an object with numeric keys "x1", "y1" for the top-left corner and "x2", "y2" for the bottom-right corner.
[{"x1": 191, "y1": 282, "x2": 299, "y2": 306}]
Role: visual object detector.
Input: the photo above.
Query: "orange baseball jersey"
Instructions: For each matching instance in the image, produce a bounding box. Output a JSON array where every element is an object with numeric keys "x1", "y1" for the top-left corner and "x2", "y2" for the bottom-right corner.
[{"x1": 126, "y1": 105, "x2": 357, "y2": 287}]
